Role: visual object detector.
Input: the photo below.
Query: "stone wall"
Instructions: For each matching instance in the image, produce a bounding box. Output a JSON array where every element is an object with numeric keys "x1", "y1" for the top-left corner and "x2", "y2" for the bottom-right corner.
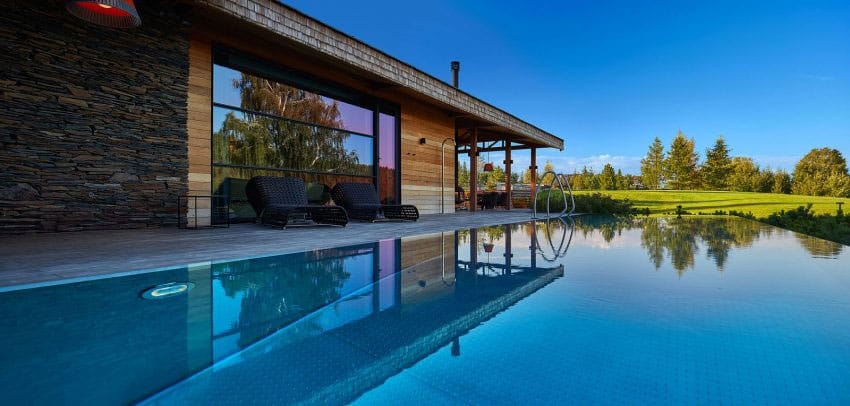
[{"x1": 0, "y1": 1, "x2": 190, "y2": 233}]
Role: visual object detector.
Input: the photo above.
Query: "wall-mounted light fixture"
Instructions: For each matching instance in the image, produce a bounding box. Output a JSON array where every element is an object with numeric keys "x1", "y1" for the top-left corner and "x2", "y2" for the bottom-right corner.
[{"x1": 66, "y1": 0, "x2": 141, "y2": 28}]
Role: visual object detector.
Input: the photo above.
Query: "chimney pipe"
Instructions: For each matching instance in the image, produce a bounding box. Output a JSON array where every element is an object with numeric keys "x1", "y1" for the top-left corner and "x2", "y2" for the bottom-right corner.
[{"x1": 451, "y1": 61, "x2": 460, "y2": 88}]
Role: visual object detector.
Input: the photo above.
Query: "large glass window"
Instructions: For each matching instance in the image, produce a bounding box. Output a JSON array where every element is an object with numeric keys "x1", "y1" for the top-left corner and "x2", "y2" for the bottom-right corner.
[
  {"x1": 211, "y1": 53, "x2": 399, "y2": 219},
  {"x1": 378, "y1": 112, "x2": 398, "y2": 204}
]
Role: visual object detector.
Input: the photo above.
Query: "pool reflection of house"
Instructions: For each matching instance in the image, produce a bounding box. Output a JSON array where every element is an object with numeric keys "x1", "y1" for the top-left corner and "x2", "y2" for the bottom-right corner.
[
  {"x1": 0, "y1": 224, "x2": 565, "y2": 404},
  {"x1": 0, "y1": 1, "x2": 563, "y2": 233}
]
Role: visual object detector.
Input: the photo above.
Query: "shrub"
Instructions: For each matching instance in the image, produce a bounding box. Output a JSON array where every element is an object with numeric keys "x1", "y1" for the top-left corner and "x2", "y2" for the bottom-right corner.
[
  {"x1": 535, "y1": 190, "x2": 635, "y2": 215},
  {"x1": 761, "y1": 204, "x2": 850, "y2": 245}
]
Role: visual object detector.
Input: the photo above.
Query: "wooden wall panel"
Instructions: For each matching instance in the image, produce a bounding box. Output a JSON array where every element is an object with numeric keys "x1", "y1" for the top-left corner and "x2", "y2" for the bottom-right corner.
[
  {"x1": 186, "y1": 35, "x2": 213, "y2": 226},
  {"x1": 400, "y1": 99, "x2": 456, "y2": 215}
]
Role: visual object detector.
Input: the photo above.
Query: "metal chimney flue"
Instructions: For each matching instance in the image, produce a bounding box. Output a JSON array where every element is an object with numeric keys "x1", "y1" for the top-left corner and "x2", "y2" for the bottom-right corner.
[{"x1": 451, "y1": 61, "x2": 460, "y2": 88}]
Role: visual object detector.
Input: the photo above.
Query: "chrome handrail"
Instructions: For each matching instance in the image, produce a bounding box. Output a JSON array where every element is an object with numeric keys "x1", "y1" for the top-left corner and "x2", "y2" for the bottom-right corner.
[{"x1": 532, "y1": 170, "x2": 576, "y2": 218}]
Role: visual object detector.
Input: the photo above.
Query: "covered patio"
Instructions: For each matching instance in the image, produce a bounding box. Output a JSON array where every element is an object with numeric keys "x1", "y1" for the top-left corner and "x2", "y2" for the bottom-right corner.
[{"x1": 452, "y1": 109, "x2": 563, "y2": 213}]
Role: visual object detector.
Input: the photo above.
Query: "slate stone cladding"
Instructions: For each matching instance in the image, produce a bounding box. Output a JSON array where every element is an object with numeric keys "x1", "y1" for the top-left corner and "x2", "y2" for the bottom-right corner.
[{"x1": 0, "y1": 1, "x2": 190, "y2": 233}]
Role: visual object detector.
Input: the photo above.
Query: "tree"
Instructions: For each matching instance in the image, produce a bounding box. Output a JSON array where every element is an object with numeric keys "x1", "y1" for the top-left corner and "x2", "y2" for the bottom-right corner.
[
  {"x1": 570, "y1": 171, "x2": 585, "y2": 190},
  {"x1": 510, "y1": 172, "x2": 520, "y2": 185},
  {"x1": 754, "y1": 169, "x2": 774, "y2": 193},
  {"x1": 792, "y1": 148, "x2": 850, "y2": 197},
  {"x1": 599, "y1": 163, "x2": 617, "y2": 190},
  {"x1": 579, "y1": 166, "x2": 599, "y2": 190},
  {"x1": 701, "y1": 136, "x2": 732, "y2": 190},
  {"x1": 728, "y1": 157, "x2": 760, "y2": 192},
  {"x1": 540, "y1": 161, "x2": 556, "y2": 187},
  {"x1": 457, "y1": 162, "x2": 470, "y2": 189},
  {"x1": 640, "y1": 137, "x2": 665, "y2": 189},
  {"x1": 521, "y1": 168, "x2": 533, "y2": 184},
  {"x1": 772, "y1": 170, "x2": 792, "y2": 194},
  {"x1": 616, "y1": 169, "x2": 628, "y2": 190},
  {"x1": 664, "y1": 131, "x2": 699, "y2": 190}
]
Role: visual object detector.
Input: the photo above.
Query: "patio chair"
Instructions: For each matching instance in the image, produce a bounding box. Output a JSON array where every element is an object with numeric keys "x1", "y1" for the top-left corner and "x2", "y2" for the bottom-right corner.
[
  {"x1": 331, "y1": 182, "x2": 419, "y2": 222},
  {"x1": 245, "y1": 176, "x2": 348, "y2": 228},
  {"x1": 478, "y1": 191, "x2": 499, "y2": 210}
]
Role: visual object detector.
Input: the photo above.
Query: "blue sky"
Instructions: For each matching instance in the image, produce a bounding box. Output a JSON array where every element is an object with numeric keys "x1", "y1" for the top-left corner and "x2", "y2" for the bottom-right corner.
[{"x1": 285, "y1": 0, "x2": 849, "y2": 174}]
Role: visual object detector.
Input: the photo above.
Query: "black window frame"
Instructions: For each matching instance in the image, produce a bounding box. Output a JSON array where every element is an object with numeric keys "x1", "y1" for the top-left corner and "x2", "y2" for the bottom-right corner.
[{"x1": 210, "y1": 45, "x2": 402, "y2": 203}]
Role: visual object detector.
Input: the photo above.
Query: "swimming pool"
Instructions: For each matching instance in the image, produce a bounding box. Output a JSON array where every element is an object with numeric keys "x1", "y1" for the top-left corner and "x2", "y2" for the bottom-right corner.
[{"x1": 1, "y1": 216, "x2": 848, "y2": 404}]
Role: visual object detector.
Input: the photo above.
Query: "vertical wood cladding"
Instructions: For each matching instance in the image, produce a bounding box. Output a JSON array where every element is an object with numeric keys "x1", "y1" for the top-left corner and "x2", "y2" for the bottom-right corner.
[
  {"x1": 0, "y1": 1, "x2": 189, "y2": 233},
  {"x1": 400, "y1": 100, "x2": 456, "y2": 214}
]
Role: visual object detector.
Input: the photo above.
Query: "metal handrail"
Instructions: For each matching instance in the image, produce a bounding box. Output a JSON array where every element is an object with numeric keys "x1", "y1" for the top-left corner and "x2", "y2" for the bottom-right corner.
[{"x1": 532, "y1": 171, "x2": 576, "y2": 218}]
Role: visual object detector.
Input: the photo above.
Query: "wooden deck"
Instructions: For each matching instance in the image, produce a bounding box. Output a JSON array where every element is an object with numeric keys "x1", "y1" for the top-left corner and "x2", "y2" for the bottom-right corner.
[{"x1": 0, "y1": 210, "x2": 536, "y2": 289}]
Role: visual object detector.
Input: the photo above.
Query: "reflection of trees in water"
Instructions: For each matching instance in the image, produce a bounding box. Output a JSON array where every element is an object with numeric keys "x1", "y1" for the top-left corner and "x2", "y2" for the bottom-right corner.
[
  {"x1": 795, "y1": 234, "x2": 844, "y2": 258},
  {"x1": 568, "y1": 216, "x2": 769, "y2": 274},
  {"x1": 214, "y1": 250, "x2": 352, "y2": 348},
  {"x1": 633, "y1": 217, "x2": 763, "y2": 274},
  {"x1": 572, "y1": 216, "x2": 633, "y2": 243},
  {"x1": 213, "y1": 72, "x2": 365, "y2": 175}
]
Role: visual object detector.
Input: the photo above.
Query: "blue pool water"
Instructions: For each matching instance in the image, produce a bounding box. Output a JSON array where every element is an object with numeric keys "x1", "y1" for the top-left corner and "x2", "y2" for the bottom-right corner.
[{"x1": 1, "y1": 216, "x2": 849, "y2": 404}]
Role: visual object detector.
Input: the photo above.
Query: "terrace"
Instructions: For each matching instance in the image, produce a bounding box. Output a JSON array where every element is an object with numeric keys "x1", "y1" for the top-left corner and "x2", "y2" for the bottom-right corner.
[{"x1": 0, "y1": 209, "x2": 537, "y2": 288}]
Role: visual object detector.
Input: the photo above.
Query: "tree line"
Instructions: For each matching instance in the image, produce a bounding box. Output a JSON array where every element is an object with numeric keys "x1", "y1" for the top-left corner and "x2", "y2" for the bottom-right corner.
[
  {"x1": 638, "y1": 131, "x2": 850, "y2": 197},
  {"x1": 566, "y1": 131, "x2": 850, "y2": 197}
]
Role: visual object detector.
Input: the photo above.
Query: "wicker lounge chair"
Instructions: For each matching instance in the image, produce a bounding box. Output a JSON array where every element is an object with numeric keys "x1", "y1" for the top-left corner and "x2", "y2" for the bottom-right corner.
[
  {"x1": 246, "y1": 176, "x2": 348, "y2": 228},
  {"x1": 331, "y1": 182, "x2": 419, "y2": 222}
]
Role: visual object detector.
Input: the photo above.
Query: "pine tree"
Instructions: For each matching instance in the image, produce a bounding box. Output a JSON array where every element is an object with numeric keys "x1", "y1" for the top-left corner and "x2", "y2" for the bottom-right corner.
[
  {"x1": 701, "y1": 136, "x2": 732, "y2": 190},
  {"x1": 640, "y1": 137, "x2": 665, "y2": 189},
  {"x1": 616, "y1": 169, "x2": 627, "y2": 190},
  {"x1": 664, "y1": 131, "x2": 699, "y2": 190},
  {"x1": 599, "y1": 163, "x2": 617, "y2": 190}
]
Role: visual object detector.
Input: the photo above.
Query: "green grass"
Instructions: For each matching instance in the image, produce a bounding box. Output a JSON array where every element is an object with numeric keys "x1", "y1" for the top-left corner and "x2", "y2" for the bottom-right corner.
[{"x1": 573, "y1": 190, "x2": 847, "y2": 218}]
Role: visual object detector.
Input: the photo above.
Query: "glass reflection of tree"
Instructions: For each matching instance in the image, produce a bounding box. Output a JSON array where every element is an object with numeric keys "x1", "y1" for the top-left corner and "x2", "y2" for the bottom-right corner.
[
  {"x1": 214, "y1": 251, "x2": 351, "y2": 348},
  {"x1": 214, "y1": 72, "x2": 364, "y2": 175}
]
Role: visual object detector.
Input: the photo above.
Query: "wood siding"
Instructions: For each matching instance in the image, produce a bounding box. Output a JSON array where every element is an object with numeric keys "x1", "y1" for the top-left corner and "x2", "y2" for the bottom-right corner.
[
  {"x1": 186, "y1": 34, "x2": 213, "y2": 226},
  {"x1": 401, "y1": 99, "x2": 456, "y2": 214}
]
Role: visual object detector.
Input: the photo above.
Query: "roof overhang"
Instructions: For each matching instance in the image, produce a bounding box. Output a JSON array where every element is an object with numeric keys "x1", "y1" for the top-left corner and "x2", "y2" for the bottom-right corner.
[{"x1": 186, "y1": 0, "x2": 564, "y2": 150}]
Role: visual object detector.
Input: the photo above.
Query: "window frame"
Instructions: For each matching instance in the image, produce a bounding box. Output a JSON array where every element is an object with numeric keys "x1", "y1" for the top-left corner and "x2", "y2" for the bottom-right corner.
[{"x1": 210, "y1": 46, "x2": 402, "y2": 202}]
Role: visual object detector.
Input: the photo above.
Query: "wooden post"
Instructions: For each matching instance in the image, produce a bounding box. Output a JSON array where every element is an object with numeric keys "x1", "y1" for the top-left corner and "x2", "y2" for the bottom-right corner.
[
  {"x1": 469, "y1": 128, "x2": 478, "y2": 212},
  {"x1": 530, "y1": 146, "x2": 537, "y2": 208},
  {"x1": 504, "y1": 138, "x2": 512, "y2": 210}
]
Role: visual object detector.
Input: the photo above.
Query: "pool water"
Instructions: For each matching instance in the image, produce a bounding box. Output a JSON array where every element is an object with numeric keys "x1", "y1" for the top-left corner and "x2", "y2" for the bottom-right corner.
[{"x1": 1, "y1": 216, "x2": 848, "y2": 404}]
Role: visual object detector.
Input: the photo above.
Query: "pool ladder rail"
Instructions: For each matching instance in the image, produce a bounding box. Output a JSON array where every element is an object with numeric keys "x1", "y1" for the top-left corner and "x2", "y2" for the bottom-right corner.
[{"x1": 532, "y1": 171, "x2": 577, "y2": 219}]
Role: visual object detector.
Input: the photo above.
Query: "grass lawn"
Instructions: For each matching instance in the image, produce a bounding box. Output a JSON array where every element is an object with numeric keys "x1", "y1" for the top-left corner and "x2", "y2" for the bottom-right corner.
[{"x1": 573, "y1": 190, "x2": 847, "y2": 218}]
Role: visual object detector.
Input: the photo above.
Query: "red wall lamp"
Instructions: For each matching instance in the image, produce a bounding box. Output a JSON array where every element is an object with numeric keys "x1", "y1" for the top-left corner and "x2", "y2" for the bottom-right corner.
[{"x1": 66, "y1": 0, "x2": 141, "y2": 28}]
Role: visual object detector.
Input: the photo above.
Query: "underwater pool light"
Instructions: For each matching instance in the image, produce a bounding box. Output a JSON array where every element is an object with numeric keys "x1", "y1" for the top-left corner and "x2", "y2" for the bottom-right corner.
[{"x1": 141, "y1": 282, "x2": 195, "y2": 300}]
